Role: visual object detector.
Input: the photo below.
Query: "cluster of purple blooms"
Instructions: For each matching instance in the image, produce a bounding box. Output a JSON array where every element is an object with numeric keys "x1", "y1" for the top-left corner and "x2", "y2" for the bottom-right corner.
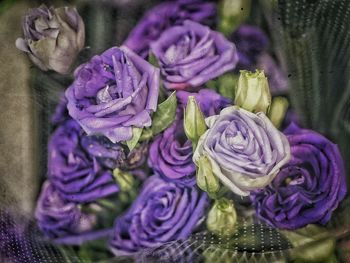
[{"x1": 24, "y1": 0, "x2": 346, "y2": 256}]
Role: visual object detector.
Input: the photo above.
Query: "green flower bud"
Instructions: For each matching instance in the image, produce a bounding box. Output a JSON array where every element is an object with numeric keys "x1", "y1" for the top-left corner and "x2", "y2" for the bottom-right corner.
[
  {"x1": 184, "y1": 96, "x2": 207, "y2": 149},
  {"x1": 113, "y1": 168, "x2": 134, "y2": 192},
  {"x1": 218, "y1": 0, "x2": 251, "y2": 36},
  {"x1": 235, "y1": 70, "x2": 271, "y2": 114},
  {"x1": 268, "y1": 97, "x2": 289, "y2": 128},
  {"x1": 207, "y1": 198, "x2": 237, "y2": 236},
  {"x1": 196, "y1": 155, "x2": 220, "y2": 195}
]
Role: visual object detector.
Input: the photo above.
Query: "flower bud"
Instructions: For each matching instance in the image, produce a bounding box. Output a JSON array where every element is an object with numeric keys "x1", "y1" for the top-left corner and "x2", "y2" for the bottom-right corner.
[
  {"x1": 16, "y1": 5, "x2": 85, "y2": 74},
  {"x1": 268, "y1": 97, "x2": 289, "y2": 128},
  {"x1": 184, "y1": 96, "x2": 207, "y2": 149},
  {"x1": 207, "y1": 198, "x2": 237, "y2": 236},
  {"x1": 196, "y1": 155, "x2": 220, "y2": 195},
  {"x1": 235, "y1": 70, "x2": 271, "y2": 114},
  {"x1": 218, "y1": 0, "x2": 251, "y2": 36},
  {"x1": 113, "y1": 168, "x2": 135, "y2": 192}
]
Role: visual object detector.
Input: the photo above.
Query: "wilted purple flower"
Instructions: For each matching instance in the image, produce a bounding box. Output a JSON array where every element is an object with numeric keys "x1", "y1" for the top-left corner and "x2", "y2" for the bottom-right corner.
[
  {"x1": 121, "y1": 142, "x2": 149, "y2": 170},
  {"x1": 35, "y1": 181, "x2": 96, "y2": 239},
  {"x1": 251, "y1": 124, "x2": 347, "y2": 230},
  {"x1": 48, "y1": 119, "x2": 119, "y2": 203},
  {"x1": 231, "y1": 24, "x2": 269, "y2": 70},
  {"x1": 66, "y1": 46, "x2": 160, "y2": 143},
  {"x1": 148, "y1": 89, "x2": 230, "y2": 185},
  {"x1": 124, "y1": 1, "x2": 216, "y2": 58},
  {"x1": 109, "y1": 175, "x2": 208, "y2": 255},
  {"x1": 193, "y1": 106, "x2": 291, "y2": 196},
  {"x1": 16, "y1": 5, "x2": 85, "y2": 74},
  {"x1": 151, "y1": 20, "x2": 238, "y2": 90}
]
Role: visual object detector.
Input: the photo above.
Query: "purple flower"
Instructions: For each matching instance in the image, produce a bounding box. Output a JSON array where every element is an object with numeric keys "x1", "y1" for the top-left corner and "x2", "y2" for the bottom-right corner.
[
  {"x1": 193, "y1": 106, "x2": 291, "y2": 196},
  {"x1": 231, "y1": 24, "x2": 269, "y2": 70},
  {"x1": 65, "y1": 46, "x2": 160, "y2": 143},
  {"x1": 257, "y1": 53, "x2": 289, "y2": 95},
  {"x1": 124, "y1": 1, "x2": 216, "y2": 58},
  {"x1": 35, "y1": 181, "x2": 96, "y2": 239},
  {"x1": 251, "y1": 124, "x2": 347, "y2": 230},
  {"x1": 109, "y1": 175, "x2": 208, "y2": 255},
  {"x1": 148, "y1": 89, "x2": 230, "y2": 185},
  {"x1": 51, "y1": 94, "x2": 69, "y2": 126},
  {"x1": 48, "y1": 119, "x2": 119, "y2": 203},
  {"x1": 177, "y1": 89, "x2": 231, "y2": 117},
  {"x1": 149, "y1": 116, "x2": 195, "y2": 185},
  {"x1": 16, "y1": 5, "x2": 85, "y2": 74},
  {"x1": 151, "y1": 20, "x2": 238, "y2": 90}
]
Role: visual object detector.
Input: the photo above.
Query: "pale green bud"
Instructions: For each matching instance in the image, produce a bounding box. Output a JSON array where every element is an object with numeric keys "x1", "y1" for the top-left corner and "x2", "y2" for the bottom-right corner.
[
  {"x1": 207, "y1": 198, "x2": 237, "y2": 236},
  {"x1": 235, "y1": 70, "x2": 271, "y2": 114},
  {"x1": 184, "y1": 96, "x2": 207, "y2": 149},
  {"x1": 268, "y1": 97, "x2": 289, "y2": 128},
  {"x1": 113, "y1": 168, "x2": 134, "y2": 192},
  {"x1": 196, "y1": 155, "x2": 220, "y2": 195},
  {"x1": 219, "y1": 0, "x2": 251, "y2": 35}
]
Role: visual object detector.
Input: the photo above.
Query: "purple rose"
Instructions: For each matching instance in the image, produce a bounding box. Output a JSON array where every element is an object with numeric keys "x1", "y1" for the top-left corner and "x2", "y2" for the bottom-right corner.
[
  {"x1": 149, "y1": 116, "x2": 195, "y2": 185},
  {"x1": 124, "y1": 1, "x2": 216, "y2": 58},
  {"x1": 231, "y1": 24, "x2": 269, "y2": 70},
  {"x1": 251, "y1": 124, "x2": 347, "y2": 230},
  {"x1": 257, "y1": 53, "x2": 288, "y2": 95},
  {"x1": 177, "y1": 89, "x2": 231, "y2": 117},
  {"x1": 150, "y1": 20, "x2": 238, "y2": 90},
  {"x1": 109, "y1": 175, "x2": 208, "y2": 255},
  {"x1": 35, "y1": 181, "x2": 96, "y2": 239},
  {"x1": 193, "y1": 106, "x2": 291, "y2": 196},
  {"x1": 66, "y1": 46, "x2": 160, "y2": 143},
  {"x1": 51, "y1": 94, "x2": 68, "y2": 125},
  {"x1": 48, "y1": 119, "x2": 119, "y2": 203},
  {"x1": 148, "y1": 89, "x2": 230, "y2": 185}
]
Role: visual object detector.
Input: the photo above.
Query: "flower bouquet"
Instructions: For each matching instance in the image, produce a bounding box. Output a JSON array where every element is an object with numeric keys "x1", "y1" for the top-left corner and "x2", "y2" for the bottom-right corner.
[{"x1": 5, "y1": 0, "x2": 350, "y2": 262}]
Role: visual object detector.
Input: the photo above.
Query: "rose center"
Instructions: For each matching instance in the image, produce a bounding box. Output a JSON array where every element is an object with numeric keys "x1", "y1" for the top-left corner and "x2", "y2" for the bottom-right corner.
[{"x1": 164, "y1": 34, "x2": 192, "y2": 64}]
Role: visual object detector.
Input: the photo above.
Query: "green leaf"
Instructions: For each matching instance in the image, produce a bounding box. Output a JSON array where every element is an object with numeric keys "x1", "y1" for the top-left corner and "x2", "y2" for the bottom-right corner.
[
  {"x1": 281, "y1": 225, "x2": 336, "y2": 263},
  {"x1": 126, "y1": 127, "x2": 143, "y2": 151},
  {"x1": 151, "y1": 91, "x2": 177, "y2": 135},
  {"x1": 148, "y1": 52, "x2": 160, "y2": 68}
]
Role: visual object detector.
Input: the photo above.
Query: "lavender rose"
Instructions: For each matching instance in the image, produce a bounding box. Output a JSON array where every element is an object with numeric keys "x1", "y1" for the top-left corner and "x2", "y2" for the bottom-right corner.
[
  {"x1": 16, "y1": 5, "x2": 85, "y2": 74},
  {"x1": 193, "y1": 106, "x2": 291, "y2": 196},
  {"x1": 124, "y1": 1, "x2": 216, "y2": 58},
  {"x1": 109, "y1": 175, "x2": 208, "y2": 255},
  {"x1": 251, "y1": 124, "x2": 347, "y2": 230},
  {"x1": 48, "y1": 119, "x2": 119, "y2": 203},
  {"x1": 150, "y1": 20, "x2": 238, "y2": 90},
  {"x1": 148, "y1": 89, "x2": 230, "y2": 185},
  {"x1": 35, "y1": 181, "x2": 96, "y2": 239},
  {"x1": 66, "y1": 46, "x2": 160, "y2": 143}
]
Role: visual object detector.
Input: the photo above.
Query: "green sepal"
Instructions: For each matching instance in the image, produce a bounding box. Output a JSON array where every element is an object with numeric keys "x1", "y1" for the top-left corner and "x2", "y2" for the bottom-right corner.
[
  {"x1": 151, "y1": 91, "x2": 177, "y2": 135},
  {"x1": 126, "y1": 127, "x2": 143, "y2": 151}
]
